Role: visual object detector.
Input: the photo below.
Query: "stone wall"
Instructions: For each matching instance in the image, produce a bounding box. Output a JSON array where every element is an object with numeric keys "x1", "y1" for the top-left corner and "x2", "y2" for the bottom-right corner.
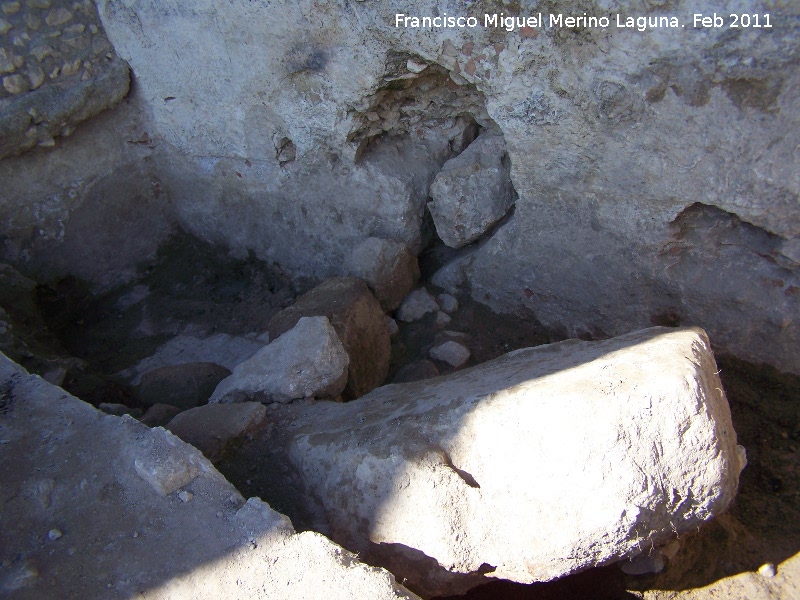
[{"x1": 0, "y1": 0, "x2": 797, "y2": 374}]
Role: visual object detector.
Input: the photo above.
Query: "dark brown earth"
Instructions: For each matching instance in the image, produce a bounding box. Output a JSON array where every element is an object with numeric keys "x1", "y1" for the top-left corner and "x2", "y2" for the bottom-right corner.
[{"x1": 13, "y1": 231, "x2": 800, "y2": 599}]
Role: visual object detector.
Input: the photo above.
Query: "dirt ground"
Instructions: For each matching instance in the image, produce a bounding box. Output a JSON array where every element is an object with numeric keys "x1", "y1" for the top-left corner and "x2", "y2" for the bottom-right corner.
[{"x1": 25, "y1": 232, "x2": 800, "y2": 599}]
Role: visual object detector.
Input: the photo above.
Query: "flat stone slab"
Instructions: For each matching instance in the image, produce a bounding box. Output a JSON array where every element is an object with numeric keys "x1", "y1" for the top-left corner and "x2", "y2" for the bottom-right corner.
[
  {"x1": 252, "y1": 327, "x2": 745, "y2": 597},
  {"x1": 0, "y1": 352, "x2": 416, "y2": 599}
]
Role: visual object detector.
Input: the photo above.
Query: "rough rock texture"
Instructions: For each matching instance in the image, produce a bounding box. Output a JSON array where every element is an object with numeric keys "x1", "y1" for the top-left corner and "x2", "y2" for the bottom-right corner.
[
  {"x1": 211, "y1": 316, "x2": 349, "y2": 404},
  {"x1": 396, "y1": 287, "x2": 439, "y2": 322},
  {"x1": 250, "y1": 327, "x2": 744, "y2": 597},
  {"x1": 167, "y1": 402, "x2": 267, "y2": 463},
  {"x1": 0, "y1": 352, "x2": 417, "y2": 599},
  {"x1": 139, "y1": 362, "x2": 232, "y2": 409},
  {"x1": 347, "y1": 237, "x2": 420, "y2": 312},
  {"x1": 139, "y1": 403, "x2": 181, "y2": 428},
  {"x1": 83, "y1": 0, "x2": 799, "y2": 375},
  {"x1": 428, "y1": 134, "x2": 514, "y2": 248},
  {"x1": 268, "y1": 277, "x2": 389, "y2": 400},
  {"x1": 0, "y1": 0, "x2": 130, "y2": 158},
  {"x1": 429, "y1": 340, "x2": 471, "y2": 368}
]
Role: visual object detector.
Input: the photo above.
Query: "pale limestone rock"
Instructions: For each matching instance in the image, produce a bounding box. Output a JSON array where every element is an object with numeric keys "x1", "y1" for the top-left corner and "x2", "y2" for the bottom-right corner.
[
  {"x1": 210, "y1": 316, "x2": 349, "y2": 404},
  {"x1": 429, "y1": 340, "x2": 470, "y2": 367},
  {"x1": 396, "y1": 288, "x2": 439, "y2": 322},
  {"x1": 261, "y1": 327, "x2": 745, "y2": 596}
]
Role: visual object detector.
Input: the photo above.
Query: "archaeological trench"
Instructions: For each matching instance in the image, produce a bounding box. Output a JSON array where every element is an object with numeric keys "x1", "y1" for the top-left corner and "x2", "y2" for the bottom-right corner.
[{"x1": 0, "y1": 0, "x2": 799, "y2": 598}]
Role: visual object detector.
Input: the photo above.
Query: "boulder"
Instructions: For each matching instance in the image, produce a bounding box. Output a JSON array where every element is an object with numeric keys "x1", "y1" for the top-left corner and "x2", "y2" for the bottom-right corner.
[
  {"x1": 211, "y1": 316, "x2": 349, "y2": 405},
  {"x1": 167, "y1": 402, "x2": 267, "y2": 463},
  {"x1": 0, "y1": 351, "x2": 416, "y2": 599},
  {"x1": 268, "y1": 277, "x2": 390, "y2": 400},
  {"x1": 347, "y1": 237, "x2": 420, "y2": 312},
  {"x1": 251, "y1": 327, "x2": 745, "y2": 597},
  {"x1": 396, "y1": 288, "x2": 439, "y2": 322},
  {"x1": 428, "y1": 135, "x2": 514, "y2": 249},
  {"x1": 138, "y1": 362, "x2": 232, "y2": 409}
]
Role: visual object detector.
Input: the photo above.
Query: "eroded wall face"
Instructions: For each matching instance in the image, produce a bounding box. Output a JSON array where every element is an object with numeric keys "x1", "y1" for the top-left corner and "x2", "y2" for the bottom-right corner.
[{"x1": 0, "y1": 0, "x2": 797, "y2": 373}]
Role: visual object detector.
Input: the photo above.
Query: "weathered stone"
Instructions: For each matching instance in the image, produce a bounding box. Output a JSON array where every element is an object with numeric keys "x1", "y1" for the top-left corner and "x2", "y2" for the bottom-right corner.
[
  {"x1": 396, "y1": 287, "x2": 439, "y2": 322},
  {"x1": 386, "y1": 316, "x2": 399, "y2": 337},
  {"x1": 2, "y1": 2, "x2": 20, "y2": 15},
  {"x1": 438, "y1": 293, "x2": 459, "y2": 314},
  {"x1": 428, "y1": 134, "x2": 514, "y2": 249},
  {"x1": 138, "y1": 362, "x2": 231, "y2": 409},
  {"x1": 26, "y1": 66, "x2": 44, "y2": 90},
  {"x1": 44, "y1": 7, "x2": 71, "y2": 27},
  {"x1": 0, "y1": 17, "x2": 11, "y2": 34},
  {"x1": 0, "y1": 48, "x2": 14, "y2": 74},
  {"x1": 347, "y1": 237, "x2": 420, "y2": 312},
  {"x1": 211, "y1": 316, "x2": 349, "y2": 404},
  {"x1": 429, "y1": 340, "x2": 470, "y2": 368},
  {"x1": 0, "y1": 352, "x2": 415, "y2": 599},
  {"x1": 167, "y1": 402, "x2": 267, "y2": 463},
  {"x1": 268, "y1": 277, "x2": 390, "y2": 399},
  {"x1": 392, "y1": 359, "x2": 440, "y2": 383},
  {"x1": 256, "y1": 327, "x2": 745, "y2": 597},
  {"x1": 26, "y1": 0, "x2": 51, "y2": 8},
  {"x1": 434, "y1": 311, "x2": 451, "y2": 328},
  {"x1": 139, "y1": 403, "x2": 182, "y2": 428}
]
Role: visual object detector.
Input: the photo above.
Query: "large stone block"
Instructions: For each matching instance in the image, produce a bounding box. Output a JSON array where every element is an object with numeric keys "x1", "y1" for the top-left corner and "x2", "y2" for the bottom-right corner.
[
  {"x1": 259, "y1": 327, "x2": 745, "y2": 597},
  {"x1": 268, "y1": 277, "x2": 390, "y2": 399},
  {"x1": 428, "y1": 134, "x2": 514, "y2": 248}
]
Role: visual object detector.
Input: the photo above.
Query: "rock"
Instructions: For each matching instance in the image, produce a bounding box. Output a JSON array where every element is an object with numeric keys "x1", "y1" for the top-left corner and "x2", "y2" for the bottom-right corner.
[
  {"x1": 428, "y1": 135, "x2": 514, "y2": 249},
  {"x1": 98, "y1": 403, "x2": 142, "y2": 418},
  {"x1": 0, "y1": 351, "x2": 417, "y2": 599},
  {"x1": 392, "y1": 359, "x2": 440, "y2": 383},
  {"x1": 139, "y1": 403, "x2": 182, "y2": 428},
  {"x1": 434, "y1": 311, "x2": 452, "y2": 328},
  {"x1": 167, "y1": 402, "x2": 267, "y2": 463},
  {"x1": 253, "y1": 327, "x2": 745, "y2": 597},
  {"x1": 396, "y1": 288, "x2": 439, "y2": 322},
  {"x1": 758, "y1": 563, "x2": 777, "y2": 578},
  {"x1": 138, "y1": 362, "x2": 232, "y2": 409},
  {"x1": 211, "y1": 316, "x2": 349, "y2": 404},
  {"x1": 119, "y1": 333, "x2": 263, "y2": 385},
  {"x1": 347, "y1": 237, "x2": 420, "y2": 311},
  {"x1": 437, "y1": 293, "x2": 459, "y2": 314},
  {"x1": 267, "y1": 277, "x2": 390, "y2": 399},
  {"x1": 386, "y1": 316, "x2": 399, "y2": 337},
  {"x1": 429, "y1": 341, "x2": 470, "y2": 368},
  {"x1": 3, "y1": 73, "x2": 29, "y2": 95}
]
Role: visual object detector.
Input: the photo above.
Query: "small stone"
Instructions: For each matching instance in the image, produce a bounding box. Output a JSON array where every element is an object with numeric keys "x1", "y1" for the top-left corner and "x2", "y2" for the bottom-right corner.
[
  {"x1": 0, "y1": 17, "x2": 11, "y2": 33},
  {"x1": 12, "y1": 53, "x2": 23, "y2": 67},
  {"x1": 26, "y1": 0, "x2": 52, "y2": 8},
  {"x1": 47, "y1": 528, "x2": 62, "y2": 541},
  {"x1": 45, "y1": 7, "x2": 71, "y2": 26},
  {"x1": 63, "y1": 23, "x2": 84, "y2": 34},
  {"x1": 430, "y1": 341, "x2": 471, "y2": 368},
  {"x1": 60, "y1": 58, "x2": 80, "y2": 76},
  {"x1": 758, "y1": 563, "x2": 776, "y2": 578},
  {"x1": 12, "y1": 32, "x2": 31, "y2": 46},
  {"x1": 621, "y1": 552, "x2": 666, "y2": 575},
  {"x1": 23, "y1": 12, "x2": 40, "y2": 29},
  {"x1": 386, "y1": 316, "x2": 399, "y2": 337},
  {"x1": 438, "y1": 293, "x2": 459, "y2": 314},
  {"x1": 661, "y1": 539, "x2": 681, "y2": 560},
  {"x1": 397, "y1": 288, "x2": 439, "y2": 322},
  {"x1": 47, "y1": 65, "x2": 58, "y2": 78},
  {"x1": 435, "y1": 311, "x2": 452, "y2": 327},
  {"x1": 2, "y1": 2, "x2": 20, "y2": 15},
  {"x1": 88, "y1": 23, "x2": 97, "y2": 33},
  {"x1": 27, "y1": 66, "x2": 44, "y2": 89},
  {"x1": 407, "y1": 58, "x2": 428, "y2": 73},
  {"x1": 178, "y1": 490, "x2": 193, "y2": 503},
  {"x1": 0, "y1": 48, "x2": 15, "y2": 73},
  {"x1": 3, "y1": 73, "x2": 28, "y2": 94},
  {"x1": 30, "y1": 44, "x2": 54, "y2": 62}
]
